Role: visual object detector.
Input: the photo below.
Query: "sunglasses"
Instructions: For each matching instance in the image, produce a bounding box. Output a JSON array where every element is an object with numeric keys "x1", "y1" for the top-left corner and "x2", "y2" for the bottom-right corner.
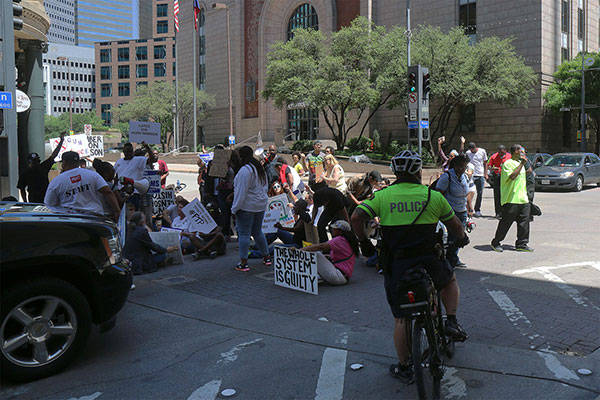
[{"x1": 273, "y1": 184, "x2": 281, "y2": 189}]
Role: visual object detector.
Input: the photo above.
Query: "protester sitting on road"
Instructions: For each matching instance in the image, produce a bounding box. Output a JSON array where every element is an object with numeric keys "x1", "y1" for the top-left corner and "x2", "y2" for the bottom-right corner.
[
  {"x1": 268, "y1": 179, "x2": 298, "y2": 204},
  {"x1": 301, "y1": 220, "x2": 358, "y2": 285},
  {"x1": 161, "y1": 195, "x2": 185, "y2": 227},
  {"x1": 312, "y1": 186, "x2": 350, "y2": 243},
  {"x1": 18, "y1": 132, "x2": 65, "y2": 203},
  {"x1": 123, "y1": 211, "x2": 179, "y2": 275},
  {"x1": 291, "y1": 152, "x2": 306, "y2": 176},
  {"x1": 44, "y1": 151, "x2": 120, "y2": 220},
  {"x1": 322, "y1": 154, "x2": 347, "y2": 193},
  {"x1": 231, "y1": 145, "x2": 270, "y2": 271},
  {"x1": 437, "y1": 136, "x2": 465, "y2": 172},
  {"x1": 275, "y1": 199, "x2": 313, "y2": 247},
  {"x1": 345, "y1": 170, "x2": 384, "y2": 216},
  {"x1": 434, "y1": 154, "x2": 470, "y2": 268}
]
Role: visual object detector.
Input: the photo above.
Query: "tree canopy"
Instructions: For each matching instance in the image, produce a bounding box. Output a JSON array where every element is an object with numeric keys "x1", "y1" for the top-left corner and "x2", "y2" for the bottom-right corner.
[
  {"x1": 544, "y1": 52, "x2": 600, "y2": 154},
  {"x1": 44, "y1": 111, "x2": 108, "y2": 140}
]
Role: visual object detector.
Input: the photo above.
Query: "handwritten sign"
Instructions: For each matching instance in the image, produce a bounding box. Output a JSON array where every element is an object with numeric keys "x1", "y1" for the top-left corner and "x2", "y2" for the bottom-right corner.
[
  {"x1": 261, "y1": 208, "x2": 280, "y2": 234},
  {"x1": 182, "y1": 198, "x2": 217, "y2": 234},
  {"x1": 87, "y1": 135, "x2": 104, "y2": 157},
  {"x1": 152, "y1": 189, "x2": 175, "y2": 214},
  {"x1": 265, "y1": 194, "x2": 294, "y2": 228},
  {"x1": 315, "y1": 163, "x2": 324, "y2": 182},
  {"x1": 208, "y1": 148, "x2": 232, "y2": 178},
  {"x1": 143, "y1": 170, "x2": 161, "y2": 194},
  {"x1": 304, "y1": 221, "x2": 319, "y2": 244},
  {"x1": 148, "y1": 231, "x2": 184, "y2": 265},
  {"x1": 129, "y1": 121, "x2": 161, "y2": 144},
  {"x1": 50, "y1": 134, "x2": 89, "y2": 161},
  {"x1": 273, "y1": 246, "x2": 318, "y2": 295}
]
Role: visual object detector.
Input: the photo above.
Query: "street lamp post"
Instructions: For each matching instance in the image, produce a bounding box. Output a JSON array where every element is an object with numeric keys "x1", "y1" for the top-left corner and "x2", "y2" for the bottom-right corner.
[
  {"x1": 172, "y1": 103, "x2": 177, "y2": 150},
  {"x1": 57, "y1": 56, "x2": 72, "y2": 132},
  {"x1": 212, "y1": 3, "x2": 233, "y2": 140}
]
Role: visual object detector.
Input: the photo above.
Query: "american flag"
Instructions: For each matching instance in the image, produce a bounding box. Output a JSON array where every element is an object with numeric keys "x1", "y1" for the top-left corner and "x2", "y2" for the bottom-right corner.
[
  {"x1": 193, "y1": 0, "x2": 201, "y2": 31},
  {"x1": 173, "y1": 0, "x2": 180, "y2": 32}
]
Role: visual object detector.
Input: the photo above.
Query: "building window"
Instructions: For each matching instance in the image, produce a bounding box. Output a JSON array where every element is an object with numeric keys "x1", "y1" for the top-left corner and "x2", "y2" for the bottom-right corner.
[
  {"x1": 136, "y1": 64, "x2": 148, "y2": 78},
  {"x1": 136, "y1": 46, "x2": 148, "y2": 60},
  {"x1": 118, "y1": 65, "x2": 130, "y2": 79},
  {"x1": 156, "y1": 20, "x2": 168, "y2": 34},
  {"x1": 154, "y1": 63, "x2": 167, "y2": 77},
  {"x1": 118, "y1": 82, "x2": 130, "y2": 97},
  {"x1": 287, "y1": 3, "x2": 318, "y2": 40},
  {"x1": 287, "y1": 108, "x2": 319, "y2": 140},
  {"x1": 100, "y1": 66, "x2": 111, "y2": 80},
  {"x1": 157, "y1": 3, "x2": 168, "y2": 17},
  {"x1": 100, "y1": 49, "x2": 111, "y2": 63},
  {"x1": 118, "y1": 47, "x2": 130, "y2": 62},
  {"x1": 172, "y1": 44, "x2": 176, "y2": 58},
  {"x1": 459, "y1": 0, "x2": 476, "y2": 38},
  {"x1": 154, "y1": 45, "x2": 166, "y2": 59},
  {"x1": 101, "y1": 104, "x2": 112, "y2": 125},
  {"x1": 561, "y1": 0, "x2": 569, "y2": 61},
  {"x1": 136, "y1": 81, "x2": 148, "y2": 91}
]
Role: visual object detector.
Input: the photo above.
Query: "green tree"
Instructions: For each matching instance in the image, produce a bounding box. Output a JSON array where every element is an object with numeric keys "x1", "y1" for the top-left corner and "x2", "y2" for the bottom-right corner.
[
  {"x1": 44, "y1": 111, "x2": 107, "y2": 140},
  {"x1": 115, "y1": 81, "x2": 215, "y2": 149},
  {"x1": 264, "y1": 17, "x2": 407, "y2": 149},
  {"x1": 544, "y1": 52, "x2": 600, "y2": 154},
  {"x1": 412, "y1": 26, "x2": 538, "y2": 158}
]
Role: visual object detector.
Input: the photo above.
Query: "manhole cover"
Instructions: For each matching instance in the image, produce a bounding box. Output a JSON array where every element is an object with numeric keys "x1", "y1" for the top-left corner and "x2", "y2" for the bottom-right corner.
[
  {"x1": 152, "y1": 275, "x2": 197, "y2": 286},
  {"x1": 254, "y1": 271, "x2": 275, "y2": 281}
]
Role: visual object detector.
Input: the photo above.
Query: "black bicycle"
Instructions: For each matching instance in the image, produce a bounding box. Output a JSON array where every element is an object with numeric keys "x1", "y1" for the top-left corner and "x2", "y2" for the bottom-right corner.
[{"x1": 397, "y1": 267, "x2": 457, "y2": 400}]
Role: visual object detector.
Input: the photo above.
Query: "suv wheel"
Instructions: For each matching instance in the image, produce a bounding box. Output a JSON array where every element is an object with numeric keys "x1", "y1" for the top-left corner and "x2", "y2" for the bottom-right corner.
[
  {"x1": 1, "y1": 278, "x2": 91, "y2": 381},
  {"x1": 574, "y1": 175, "x2": 583, "y2": 192}
]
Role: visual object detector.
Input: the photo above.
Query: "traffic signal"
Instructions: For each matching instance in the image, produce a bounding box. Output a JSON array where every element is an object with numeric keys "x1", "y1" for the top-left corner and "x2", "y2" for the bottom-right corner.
[
  {"x1": 422, "y1": 72, "x2": 430, "y2": 99},
  {"x1": 13, "y1": 0, "x2": 23, "y2": 30},
  {"x1": 408, "y1": 72, "x2": 417, "y2": 93}
]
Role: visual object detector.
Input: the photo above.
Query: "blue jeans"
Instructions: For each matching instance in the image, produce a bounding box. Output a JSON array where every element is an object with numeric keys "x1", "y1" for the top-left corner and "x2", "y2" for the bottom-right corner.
[
  {"x1": 473, "y1": 176, "x2": 485, "y2": 212},
  {"x1": 236, "y1": 210, "x2": 268, "y2": 260},
  {"x1": 447, "y1": 210, "x2": 467, "y2": 266}
]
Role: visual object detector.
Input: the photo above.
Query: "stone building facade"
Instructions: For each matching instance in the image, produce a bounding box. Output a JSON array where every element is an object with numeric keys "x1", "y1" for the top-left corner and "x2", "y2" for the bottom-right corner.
[{"x1": 176, "y1": 0, "x2": 599, "y2": 152}]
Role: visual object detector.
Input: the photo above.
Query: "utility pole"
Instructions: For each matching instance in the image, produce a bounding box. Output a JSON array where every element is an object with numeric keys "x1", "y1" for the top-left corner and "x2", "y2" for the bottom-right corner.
[
  {"x1": 580, "y1": 5, "x2": 586, "y2": 152},
  {"x1": 406, "y1": 0, "x2": 411, "y2": 67}
]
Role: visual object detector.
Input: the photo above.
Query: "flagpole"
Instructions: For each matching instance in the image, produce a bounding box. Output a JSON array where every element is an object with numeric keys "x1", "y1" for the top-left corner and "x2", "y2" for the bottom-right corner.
[
  {"x1": 193, "y1": 17, "x2": 198, "y2": 153},
  {"x1": 175, "y1": 29, "x2": 180, "y2": 151}
]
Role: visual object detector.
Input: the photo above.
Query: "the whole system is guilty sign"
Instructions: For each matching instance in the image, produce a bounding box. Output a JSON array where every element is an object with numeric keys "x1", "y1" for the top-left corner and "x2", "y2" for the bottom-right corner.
[{"x1": 273, "y1": 246, "x2": 318, "y2": 295}]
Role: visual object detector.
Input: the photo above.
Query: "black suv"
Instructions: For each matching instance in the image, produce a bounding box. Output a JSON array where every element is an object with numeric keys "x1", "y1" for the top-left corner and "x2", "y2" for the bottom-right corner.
[{"x1": 0, "y1": 202, "x2": 132, "y2": 381}]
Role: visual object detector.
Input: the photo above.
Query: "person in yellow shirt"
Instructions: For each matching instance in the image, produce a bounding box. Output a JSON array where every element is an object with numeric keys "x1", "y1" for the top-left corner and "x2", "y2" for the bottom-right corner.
[{"x1": 491, "y1": 144, "x2": 533, "y2": 252}]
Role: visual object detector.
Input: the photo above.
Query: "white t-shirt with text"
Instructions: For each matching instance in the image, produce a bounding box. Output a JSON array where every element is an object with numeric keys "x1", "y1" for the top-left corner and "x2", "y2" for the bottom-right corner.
[
  {"x1": 467, "y1": 148, "x2": 488, "y2": 176},
  {"x1": 114, "y1": 156, "x2": 148, "y2": 188},
  {"x1": 44, "y1": 168, "x2": 108, "y2": 215}
]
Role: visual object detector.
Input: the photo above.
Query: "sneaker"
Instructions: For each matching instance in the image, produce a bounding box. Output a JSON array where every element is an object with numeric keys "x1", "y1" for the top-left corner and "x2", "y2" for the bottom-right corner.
[
  {"x1": 193, "y1": 250, "x2": 209, "y2": 260},
  {"x1": 263, "y1": 256, "x2": 273, "y2": 266},
  {"x1": 516, "y1": 245, "x2": 534, "y2": 252},
  {"x1": 209, "y1": 250, "x2": 218, "y2": 259},
  {"x1": 454, "y1": 261, "x2": 467, "y2": 268},
  {"x1": 235, "y1": 263, "x2": 250, "y2": 272},
  {"x1": 474, "y1": 211, "x2": 482, "y2": 218},
  {"x1": 130, "y1": 284, "x2": 136, "y2": 290},
  {"x1": 389, "y1": 363, "x2": 414, "y2": 384},
  {"x1": 490, "y1": 241, "x2": 503, "y2": 252},
  {"x1": 445, "y1": 319, "x2": 468, "y2": 342}
]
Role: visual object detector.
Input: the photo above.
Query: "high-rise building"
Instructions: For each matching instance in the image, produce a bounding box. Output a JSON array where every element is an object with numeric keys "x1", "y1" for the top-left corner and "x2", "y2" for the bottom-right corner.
[
  {"x1": 43, "y1": 0, "x2": 76, "y2": 44},
  {"x1": 43, "y1": 43, "x2": 96, "y2": 117}
]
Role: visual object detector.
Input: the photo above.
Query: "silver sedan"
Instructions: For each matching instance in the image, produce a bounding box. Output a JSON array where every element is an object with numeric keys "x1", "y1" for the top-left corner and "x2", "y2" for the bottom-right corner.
[{"x1": 535, "y1": 153, "x2": 600, "y2": 191}]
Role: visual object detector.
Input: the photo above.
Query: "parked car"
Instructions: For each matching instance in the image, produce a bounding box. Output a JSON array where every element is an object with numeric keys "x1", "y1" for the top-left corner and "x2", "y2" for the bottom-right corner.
[
  {"x1": 535, "y1": 153, "x2": 600, "y2": 191},
  {"x1": 105, "y1": 146, "x2": 124, "y2": 154},
  {"x1": 0, "y1": 202, "x2": 132, "y2": 381},
  {"x1": 527, "y1": 153, "x2": 553, "y2": 169}
]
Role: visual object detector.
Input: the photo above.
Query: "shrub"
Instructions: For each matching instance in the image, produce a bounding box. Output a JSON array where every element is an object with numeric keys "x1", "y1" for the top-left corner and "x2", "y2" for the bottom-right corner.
[
  {"x1": 291, "y1": 140, "x2": 314, "y2": 153},
  {"x1": 347, "y1": 137, "x2": 372, "y2": 152},
  {"x1": 386, "y1": 141, "x2": 434, "y2": 165},
  {"x1": 372, "y1": 130, "x2": 382, "y2": 153}
]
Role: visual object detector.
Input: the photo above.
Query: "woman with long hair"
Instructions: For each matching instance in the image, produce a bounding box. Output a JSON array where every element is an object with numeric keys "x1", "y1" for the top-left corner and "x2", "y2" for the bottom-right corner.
[
  {"x1": 231, "y1": 145, "x2": 270, "y2": 271},
  {"x1": 322, "y1": 154, "x2": 347, "y2": 193}
]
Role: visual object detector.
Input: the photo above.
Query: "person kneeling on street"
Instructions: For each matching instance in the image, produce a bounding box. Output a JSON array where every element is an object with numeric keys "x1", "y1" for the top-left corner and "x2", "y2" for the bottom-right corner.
[
  {"x1": 171, "y1": 199, "x2": 226, "y2": 259},
  {"x1": 123, "y1": 211, "x2": 179, "y2": 275},
  {"x1": 300, "y1": 220, "x2": 358, "y2": 285}
]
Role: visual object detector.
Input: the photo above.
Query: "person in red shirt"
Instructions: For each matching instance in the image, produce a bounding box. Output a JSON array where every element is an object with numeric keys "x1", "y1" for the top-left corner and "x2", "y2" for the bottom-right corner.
[
  {"x1": 488, "y1": 145, "x2": 511, "y2": 218},
  {"x1": 152, "y1": 150, "x2": 169, "y2": 188}
]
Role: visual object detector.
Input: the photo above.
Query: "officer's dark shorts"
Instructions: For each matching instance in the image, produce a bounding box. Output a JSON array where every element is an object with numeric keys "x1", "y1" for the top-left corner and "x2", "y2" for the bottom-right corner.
[{"x1": 384, "y1": 255, "x2": 454, "y2": 319}]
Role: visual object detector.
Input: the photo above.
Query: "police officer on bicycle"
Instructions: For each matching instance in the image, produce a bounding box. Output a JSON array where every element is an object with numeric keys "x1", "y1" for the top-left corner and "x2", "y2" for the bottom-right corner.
[{"x1": 351, "y1": 150, "x2": 469, "y2": 383}]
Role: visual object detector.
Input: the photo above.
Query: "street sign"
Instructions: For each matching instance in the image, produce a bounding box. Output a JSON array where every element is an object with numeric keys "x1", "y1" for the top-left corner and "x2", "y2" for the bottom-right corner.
[
  {"x1": 408, "y1": 92, "x2": 418, "y2": 104},
  {"x1": 0, "y1": 91, "x2": 13, "y2": 109},
  {"x1": 409, "y1": 109, "x2": 417, "y2": 121},
  {"x1": 407, "y1": 121, "x2": 418, "y2": 129},
  {"x1": 420, "y1": 120, "x2": 429, "y2": 129},
  {"x1": 15, "y1": 89, "x2": 30, "y2": 112},
  {"x1": 84, "y1": 124, "x2": 92, "y2": 135},
  {"x1": 228, "y1": 135, "x2": 235, "y2": 145}
]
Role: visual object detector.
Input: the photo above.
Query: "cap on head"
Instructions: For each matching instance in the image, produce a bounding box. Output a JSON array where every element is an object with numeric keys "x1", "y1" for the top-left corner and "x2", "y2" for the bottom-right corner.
[
  {"x1": 449, "y1": 150, "x2": 459, "y2": 157},
  {"x1": 329, "y1": 220, "x2": 351, "y2": 232},
  {"x1": 62, "y1": 151, "x2": 80, "y2": 163},
  {"x1": 27, "y1": 153, "x2": 40, "y2": 162},
  {"x1": 368, "y1": 170, "x2": 383, "y2": 182}
]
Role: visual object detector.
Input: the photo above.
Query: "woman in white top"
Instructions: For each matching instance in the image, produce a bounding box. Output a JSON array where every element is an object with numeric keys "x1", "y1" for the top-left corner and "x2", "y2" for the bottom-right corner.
[
  {"x1": 322, "y1": 154, "x2": 347, "y2": 193},
  {"x1": 231, "y1": 146, "x2": 270, "y2": 271}
]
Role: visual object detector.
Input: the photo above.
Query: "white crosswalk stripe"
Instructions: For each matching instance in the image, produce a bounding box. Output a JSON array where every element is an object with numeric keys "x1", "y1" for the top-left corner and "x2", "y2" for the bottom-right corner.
[{"x1": 315, "y1": 348, "x2": 348, "y2": 400}]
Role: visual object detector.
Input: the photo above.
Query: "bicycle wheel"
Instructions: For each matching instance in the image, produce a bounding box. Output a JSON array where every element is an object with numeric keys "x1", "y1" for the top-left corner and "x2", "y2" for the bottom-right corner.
[{"x1": 412, "y1": 318, "x2": 441, "y2": 400}]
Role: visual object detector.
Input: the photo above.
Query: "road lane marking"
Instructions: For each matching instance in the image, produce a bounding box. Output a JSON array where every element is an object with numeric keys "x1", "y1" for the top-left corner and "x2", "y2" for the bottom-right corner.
[
  {"x1": 513, "y1": 261, "x2": 600, "y2": 275},
  {"x1": 441, "y1": 367, "x2": 467, "y2": 399},
  {"x1": 217, "y1": 338, "x2": 263, "y2": 364},
  {"x1": 487, "y1": 289, "x2": 580, "y2": 381},
  {"x1": 187, "y1": 380, "x2": 221, "y2": 400},
  {"x1": 315, "y1": 348, "x2": 347, "y2": 400},
  {"x1": 67, "y1": 393, "x2": 102, "y2": 400}
]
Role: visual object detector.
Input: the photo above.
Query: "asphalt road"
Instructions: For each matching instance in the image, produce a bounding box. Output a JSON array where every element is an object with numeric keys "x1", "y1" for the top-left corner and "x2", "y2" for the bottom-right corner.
[{"x1": 2, "y1": 175, "x2": 599, "y2": 400}]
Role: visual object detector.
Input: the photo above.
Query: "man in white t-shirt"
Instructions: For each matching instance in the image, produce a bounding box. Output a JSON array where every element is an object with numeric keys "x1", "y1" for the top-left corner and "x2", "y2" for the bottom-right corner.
[
  {"x1": 44, "y1": 151, "x2": 120, "y2": 219},
  {"x1": 114, "y1": 142, "x2": 156, "y2": 189},
  {"x1": 466, "y1": 142, "x2": 488, "y2": 217}
]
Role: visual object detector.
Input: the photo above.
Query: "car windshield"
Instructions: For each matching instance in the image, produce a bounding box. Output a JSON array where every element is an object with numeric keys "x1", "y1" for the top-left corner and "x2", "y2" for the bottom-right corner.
[{"x1": 544, "y1": 155, "x2": 581, "y2": 167}]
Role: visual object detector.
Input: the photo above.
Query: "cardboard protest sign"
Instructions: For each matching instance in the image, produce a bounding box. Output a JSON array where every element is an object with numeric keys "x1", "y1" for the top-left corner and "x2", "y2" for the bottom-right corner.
[
  {"x1": 143, "y1": 170, "x2": 161, "y2": 194},
  {"x1": 86, "y1": 135, "x2": 104, "y2": 157},
  {"x1": 149, "y1": 231, "x2": 184, "y2": 265},
  {"x1": 198, "y1": 153, "x2": 213, "y2": 165},
  {"x1": 208, "y1": 148, "x2": 232, "y2": 178},
  {"x1": 314, "y1": 163, "x2": 324, "y2": 182},
  {"x1": 129, "y1": 121, "x2": 161, "y2": 144},
  {"x1": 273, "y1": 246, "x2": 318, "y2": 295},
  {"x1": 265, "y1": 194, "x2": 294, "y2": 228},
  {"x1": 50, "y1": 134, "x2": 89, "y2": 161},
  {"x1": 182, "y1": 198, "x2": 217, "y2": 234},
  {"x1": 261, "y1": 208, "x2": 280, "y2": 234},
  {"x1": 152, "y1": 189, "x2": 175, "y2": 214},
  {"x1": 161, "y1": 227, "x2": 182, "y2": 233},
  {"x1": 304, "y1": 221, "x2": 319, "y2": 244}
]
